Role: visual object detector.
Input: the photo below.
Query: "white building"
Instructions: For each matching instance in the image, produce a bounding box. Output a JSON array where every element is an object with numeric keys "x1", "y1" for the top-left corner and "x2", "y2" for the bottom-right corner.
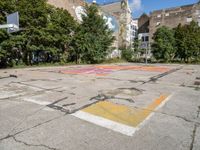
[{"x1": 131, "y1": 19, "x2": 138, "y2": 41}]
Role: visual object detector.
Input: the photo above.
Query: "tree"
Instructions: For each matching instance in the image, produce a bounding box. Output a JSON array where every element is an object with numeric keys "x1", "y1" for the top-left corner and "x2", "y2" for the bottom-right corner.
[
  {"x1": 133, "y1": 38, "x2": 144, "y2": 58},
  {"x1": 0, "y1": 0, "x2": 77, "y2": 67},
  {"x1": 174, "y1": 21, "x2": 200, "y2": 62},
  {"x1": 72, "y1": 4, "x2": 114, "y2": 64},
  {"x1": 121, "y1": 48, "x2": 133, "y2": 62},
  {"x1": 0, "y1": 0, "x2": 17, "y2": 67},
  {"x1": 174, "y1": 24, "x2": 187, "y2": 61},
  {"x1": 151, "y1": 26, "x2": 176, "y2": 62}
]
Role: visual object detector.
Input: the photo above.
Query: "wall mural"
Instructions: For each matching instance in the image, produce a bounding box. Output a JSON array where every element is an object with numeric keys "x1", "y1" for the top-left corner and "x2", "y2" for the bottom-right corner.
[
  {"x1": 119, "y1": 12, "x2": 128, "y2": 48},
  {"x1": 103, "y1": 14, "x2": 119, "y2": 32},
  {"x1": 74, "y1": 6, "x2": 119, "y2": 32},
  {"x1": 75, "y1": 6, "x2": 85, "y2": 21},
  {"x1": 126, "y1": 24, "x2": 132, "y2": 42}
]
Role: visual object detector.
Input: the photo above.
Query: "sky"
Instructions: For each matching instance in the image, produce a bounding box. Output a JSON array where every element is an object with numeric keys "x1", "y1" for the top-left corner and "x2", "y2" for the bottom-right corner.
[{"x1": 87, "y1": 0, "x2": 199, "y2": 18}]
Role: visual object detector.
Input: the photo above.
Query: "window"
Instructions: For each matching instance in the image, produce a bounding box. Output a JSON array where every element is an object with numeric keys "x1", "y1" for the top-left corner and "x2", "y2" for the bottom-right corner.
[
  {"x1": 145, "y1": 36, "x2": 149, "y2": 42},
  {"x1": 157, "y1": 14, "x2": 161, "y2": 18},
  {"x1": 142, "y1": 36, "x2": 145, "y2": 42},
  {"x1": 186, "y1": 17, "x2": 192, "y2": 22},
  {"x1": 165, "y1": 13, "x2": 169, "y2": 16}
]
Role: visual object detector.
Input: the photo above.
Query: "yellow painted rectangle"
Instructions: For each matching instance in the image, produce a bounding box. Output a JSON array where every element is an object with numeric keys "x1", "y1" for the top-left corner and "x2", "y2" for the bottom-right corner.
[{"x1": 82, "y1": 95, "x2": 168, "y2": 127}]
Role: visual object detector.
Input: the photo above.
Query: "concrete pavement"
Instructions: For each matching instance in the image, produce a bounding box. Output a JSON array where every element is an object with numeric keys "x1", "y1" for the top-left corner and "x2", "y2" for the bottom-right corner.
[{"x1": 0, "y1": 63, "x2": 199, "y2": 150}]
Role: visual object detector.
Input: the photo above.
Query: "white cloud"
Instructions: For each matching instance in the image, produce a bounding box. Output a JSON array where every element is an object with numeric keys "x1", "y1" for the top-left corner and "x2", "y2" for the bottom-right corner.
[{"x1": 129, "y1": 0, "x2": 142, "y2": 12}]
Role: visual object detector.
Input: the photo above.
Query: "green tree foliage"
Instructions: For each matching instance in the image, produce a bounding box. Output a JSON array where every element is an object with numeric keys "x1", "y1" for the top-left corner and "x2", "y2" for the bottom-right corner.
[
  {"x1": 0, "y1": 0, "x2": 77, "y2": 67},
  {"x1": 174, "y1": 21, "x2": 200, "y2": 62},
  {"x1": 151, "y1": 26, "x2": 176, "y2": 62},
  {"x1": 152, "y1": 22, "x2": 200, "y2": 63},
  {"x1": 133, "y1": 38, "x2": 141, "y2": 53},
  {"x1": 133, "y1": 38, "x2": 145, "y2": 58},
  {"x1": 0, "y1": 1, "x2": 16, "y2": 67},
  {"x1": 71, "y1": 4, "x2": 114, "y2": 64},
  {"x1": 121, "y1": 48, "x2": 133, "y2": 62}
]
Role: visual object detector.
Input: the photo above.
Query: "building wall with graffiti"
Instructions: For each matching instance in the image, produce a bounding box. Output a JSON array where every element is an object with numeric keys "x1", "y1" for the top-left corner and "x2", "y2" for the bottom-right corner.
[
  {"x1": 100, "y1": 0, "x2": 132, "y2": 49},
  {"x1": 48, "y1": 0, "x2": 85, "y2": 22},
  {"x1": 48, "y1": 0, "x2": 133, "y2": 57}
]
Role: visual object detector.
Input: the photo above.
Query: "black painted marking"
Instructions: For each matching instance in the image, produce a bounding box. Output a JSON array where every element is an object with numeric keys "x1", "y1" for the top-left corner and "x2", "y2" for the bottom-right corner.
[
  {"x1": 194, "y1": 81, "x2": 200, "y2": 86},
  {"x1": 47, "y1": 97, "x2": 69, "y2": 113},
  {"x1": 149, "y1": 67, "x2": 182, "y2": 82},
  {"x1": 0, "y1": 74, "x2": 17, "y2": 79},
  {"x1": 62, "y1": 103, "x2": 76, "y2": 107},
  {"x1": 89, "y1": 94, "x2": 135, "y2": 103},
  {"x1": 196, "y1": 77, "x2": 200, "y2": 80}
]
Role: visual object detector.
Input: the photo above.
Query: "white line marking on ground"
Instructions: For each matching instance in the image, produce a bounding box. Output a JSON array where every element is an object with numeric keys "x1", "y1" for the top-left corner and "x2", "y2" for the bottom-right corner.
[
  {"x1": 23, "y1": 98, "x2": 51, "y2": 106},
  {"x1": 72, "y1": 111, "x2": 137, "y2": 136},
  {"x1": 0, "y1": 93, "x2": 20, "y2": 99},
  {"x1": 137, "y1": 94, "x2": 173, "y2": 130}
]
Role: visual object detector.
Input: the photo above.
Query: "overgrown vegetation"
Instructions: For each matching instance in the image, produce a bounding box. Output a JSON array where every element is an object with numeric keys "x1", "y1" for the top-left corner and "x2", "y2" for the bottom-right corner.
[
  {"x1": 152, "y1": 21, "x2": 200, "y2": 63},
  {"x1": 0, "y1": 0, "x2": 114, "y2": 68},
  {"x1": 121, "y1": 39, "x2": 147, "y2": 63},
  {"x1": 0, "y1": 0, "x2": 78, "y2": 67},
  {"x1": 121, "y1": 48, "x2": 133, "y2": 62},
  {"x1": 70, "y1": 4, "x2": 114, "y2": 64}
]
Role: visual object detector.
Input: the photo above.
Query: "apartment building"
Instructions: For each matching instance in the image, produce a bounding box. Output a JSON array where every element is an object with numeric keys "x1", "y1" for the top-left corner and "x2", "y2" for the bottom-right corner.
[
  {"x1": 48, "y1": 0, "x2": 133, "y2": 50},
  {"x1": 149, "y1": 2, "x2": 200, "y2": 42}
]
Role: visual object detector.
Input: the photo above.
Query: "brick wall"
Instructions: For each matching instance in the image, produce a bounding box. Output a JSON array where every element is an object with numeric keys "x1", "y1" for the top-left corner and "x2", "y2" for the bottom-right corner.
[
  {"x1": 138, "y1": 13, "x2": 149, "y2": 34},
  {"x1": 149, "y1": 3, "x2": 200, "y2": 42}
]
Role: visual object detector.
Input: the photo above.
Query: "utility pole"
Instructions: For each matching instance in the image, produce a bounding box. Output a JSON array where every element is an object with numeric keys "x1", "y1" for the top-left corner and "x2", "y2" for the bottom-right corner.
[{"x1": 145, "y1": 47, "x2": 147, "y2": 64}]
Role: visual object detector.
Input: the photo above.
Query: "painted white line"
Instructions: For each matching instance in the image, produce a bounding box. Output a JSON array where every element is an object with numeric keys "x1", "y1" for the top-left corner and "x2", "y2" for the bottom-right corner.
[
  {"x1": 137, "y1": 94, "x2": 173, "y2": 130},
  {"x1": 72, "y1": 111, "x2": 137, "y2": 136},
  {"x1": 43, "y1": 107, "x2": 55, "y2": 111},
  {"x1": 23, "y1": 98, "x2": 51, "y2": 106},
  {"x1": 0, "y1": 92, "x2": 23, "y2": 99}
]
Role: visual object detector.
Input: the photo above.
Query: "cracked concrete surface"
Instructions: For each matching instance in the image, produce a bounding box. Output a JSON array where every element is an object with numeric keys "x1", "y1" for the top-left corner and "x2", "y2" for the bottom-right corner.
[{"x1": 0, "y1": 63, "x2": 200, "y2": 150}]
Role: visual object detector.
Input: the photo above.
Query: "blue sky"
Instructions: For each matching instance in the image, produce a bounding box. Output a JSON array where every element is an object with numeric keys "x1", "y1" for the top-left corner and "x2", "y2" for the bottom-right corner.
[{"x1": 87, "y1": 0, "x2": 199, "y2": 18}]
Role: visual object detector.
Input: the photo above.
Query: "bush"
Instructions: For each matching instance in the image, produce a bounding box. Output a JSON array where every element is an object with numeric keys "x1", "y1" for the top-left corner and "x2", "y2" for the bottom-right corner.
[{"x1": 121, "y1": 48, "x2": 133, "y2": 62}]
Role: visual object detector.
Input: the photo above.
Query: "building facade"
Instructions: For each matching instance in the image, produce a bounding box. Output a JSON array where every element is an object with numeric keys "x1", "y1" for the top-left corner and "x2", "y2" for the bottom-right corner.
[
  {"x1": 136, "y1": 2, "x2": 200, "y2": 58},
  {"x1": 48, "y1": 0, "x2": 133, "y2": 51},
  {"x1": 100, "y1": 0, "x2": 132, "y2": 49},
  {"x1": 137, "y1": 13, "x2": 150, "y2": 54},
  {"x1": 48, "y1": 0, "x2": 85, "y2": 21},
  {"x1": 131, "y1": 19, "x2": 138, "y2": 40},
  {"x1": 149, "y1": 2, "x2": 200, "y2": 42}
]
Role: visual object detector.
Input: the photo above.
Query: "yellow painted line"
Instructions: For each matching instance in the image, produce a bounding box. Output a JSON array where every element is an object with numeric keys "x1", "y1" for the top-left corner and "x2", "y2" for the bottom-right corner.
[{"x1": 82, "y1": 95, "x2": 168, "y2": 127}]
